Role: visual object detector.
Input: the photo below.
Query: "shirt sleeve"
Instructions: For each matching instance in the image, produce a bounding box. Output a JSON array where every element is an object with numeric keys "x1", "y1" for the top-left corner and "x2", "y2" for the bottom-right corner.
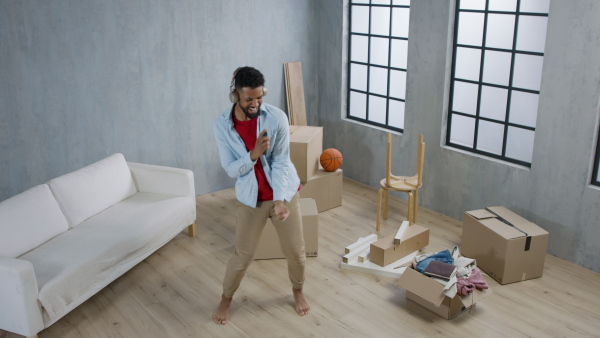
[
  {"x1": 269, "y1": 114, "x2": 292, "y2": 202},
  {"x1": 213, "y1": 119, "x2": 257, "y2": 179}
]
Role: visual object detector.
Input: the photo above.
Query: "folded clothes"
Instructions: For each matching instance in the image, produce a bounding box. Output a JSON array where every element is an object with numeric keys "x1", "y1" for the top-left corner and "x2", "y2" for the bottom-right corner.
[
  {"x1": 414, "y1": 249, "x2": 454, "y2": 273},
  {"x1": 456, "y1": 267, "x2": 489, "y2": 296}
]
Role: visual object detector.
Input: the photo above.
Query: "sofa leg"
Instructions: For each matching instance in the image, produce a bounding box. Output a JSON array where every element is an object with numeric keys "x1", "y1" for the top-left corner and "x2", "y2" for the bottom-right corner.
[{"x1": 188, "y1": 222, "x2": 196, "y2": 237}]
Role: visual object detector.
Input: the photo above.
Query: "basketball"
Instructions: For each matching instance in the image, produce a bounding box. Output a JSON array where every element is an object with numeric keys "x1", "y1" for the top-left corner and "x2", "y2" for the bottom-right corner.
[{"x1": 320, "y1": 148, "x2": 343, "y2": 172}]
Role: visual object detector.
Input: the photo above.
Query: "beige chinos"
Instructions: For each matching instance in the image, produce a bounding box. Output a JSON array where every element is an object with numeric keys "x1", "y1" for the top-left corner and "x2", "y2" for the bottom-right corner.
[{"x1": 222, "y1": 192, "x2": 305, "y2": 298}]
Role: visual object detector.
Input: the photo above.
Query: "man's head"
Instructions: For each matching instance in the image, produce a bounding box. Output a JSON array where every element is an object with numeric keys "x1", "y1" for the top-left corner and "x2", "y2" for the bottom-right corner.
[{"x1": 230, "y1": 67, "x2": 267, "y2": 119}]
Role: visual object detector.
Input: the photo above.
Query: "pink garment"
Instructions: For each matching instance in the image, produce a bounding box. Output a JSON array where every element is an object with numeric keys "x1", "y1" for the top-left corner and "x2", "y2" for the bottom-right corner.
[{"x1": 456, "y1": 267, "x2": 489, "y2": 296}]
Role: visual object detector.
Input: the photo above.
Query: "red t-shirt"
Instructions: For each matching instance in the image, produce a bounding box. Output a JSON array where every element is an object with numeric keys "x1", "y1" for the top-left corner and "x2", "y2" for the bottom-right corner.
[{"x1": 233, "y1": 115, "x2": 274, "y2": 201}]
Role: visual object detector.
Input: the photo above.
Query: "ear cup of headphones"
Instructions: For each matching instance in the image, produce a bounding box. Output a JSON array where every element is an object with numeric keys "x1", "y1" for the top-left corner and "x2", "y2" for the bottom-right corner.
[
  {"x1": 262, "y1": 87, "x2": 268, "y2": 97},
  {"x1": 229, "y1": 88, "x2": 238, "y2": 103}
]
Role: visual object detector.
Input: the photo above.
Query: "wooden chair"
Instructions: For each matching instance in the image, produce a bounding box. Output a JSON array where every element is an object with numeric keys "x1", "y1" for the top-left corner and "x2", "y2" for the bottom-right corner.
[{"x1": 376, "y1": 134, "x2": 425, "y2": 231}]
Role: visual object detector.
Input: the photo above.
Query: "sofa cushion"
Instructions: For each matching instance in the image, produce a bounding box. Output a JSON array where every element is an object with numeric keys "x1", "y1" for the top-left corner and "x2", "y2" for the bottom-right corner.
[
  {"x1": 19, "y1": 192, "x2": 196, "y2": 323},
  {"x1": 0, "y1": 185, "x2": 68, "y2": 258},
  {"x1": 48, "y1": 153, "x2": 137, "y2": 228}
]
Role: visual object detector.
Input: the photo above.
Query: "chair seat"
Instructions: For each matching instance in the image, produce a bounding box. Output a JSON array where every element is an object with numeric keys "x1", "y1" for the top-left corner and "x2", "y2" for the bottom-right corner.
[{"x1": 379, "y1": 175, "x2": 420, "y2": 192}]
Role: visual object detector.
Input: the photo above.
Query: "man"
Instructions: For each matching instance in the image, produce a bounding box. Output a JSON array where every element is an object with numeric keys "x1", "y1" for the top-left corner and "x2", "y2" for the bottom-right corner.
[{"x1": 212, "y1": 66, "x2": 310, "y2": 325}]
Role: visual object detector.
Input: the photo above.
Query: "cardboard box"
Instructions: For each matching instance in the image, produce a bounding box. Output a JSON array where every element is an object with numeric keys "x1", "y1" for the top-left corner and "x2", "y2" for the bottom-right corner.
[
  {"x1": 254, "y1": 198, "x2": 319, "y2": 259},
  {"x1": 397, "y1": 267, "x2": 493, "y2": 319},
  {"x1": 370, "y1": 223, "x2": 430, "y2": 267},
  {"x1": 461, "y1": 206, "x2": 549, "y2": 285},
  {"x1": 289, "y1": 125, "x2": 323, "y2": 183},
  {"x1": 299, "y1": 168, "x2": 343, "y2": 212}
]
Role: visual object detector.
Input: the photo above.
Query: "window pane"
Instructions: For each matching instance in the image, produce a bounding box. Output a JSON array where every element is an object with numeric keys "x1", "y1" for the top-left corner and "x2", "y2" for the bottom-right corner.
[
  {"x1": 477, "y1": 120, "x2": 505, "y2": 155},
  {"x1": 352, "y1": 0, "x2": 369, "y2": 3},
  {"x1": 520, "y1": 0, "x2": 550, "y2": 14},
  {"x1": 505, "y1": 127, "x2": 535, "y2": 163},
  {"x1": 457, "y1": 12, "x2": 485, "y2": 46},
  {"x1": 450, "y1": 114, "x2": 476, "y2": 147},
  {"x1": 460, "y1": 0, "x2": 485, "y2": 10},
  {"x1": 455, "y1": 47, "x2": 481, "y2": 81},
  {"x1": 352, "y1": 6, "x2": 370, "y2": 34},
  {"x1": 388, "y1": 100, "x2": 405, "y2": 129},
  {"x1": 368, "y1": 95, "x2": 387, "y2": 124},
  {"x1": 372, "y1": 0, "x2": 391, "y2": 4},
  {"x1": 482, "y1": 50, "x2": 512, "y2": 86},
  {"x1": 351, "y1": 35, "x2": 369, "y2": 63},
  {"x1": 371, "y1": 7, "x2": 391, "y2": 36},
  {"x1": 390, "y1": 39, "x2": 408, "y2": 69},
  {"x1": 509, "y1": 90, "x2": 538, "y2": 128},
  {"x1": 369, "y1": 66, "x2": 388, "y2": 96},
  {"x1": 393, "y1": 0, "x2": 410, "y2": 5},
  {"x1": 349, "y1": 91, "x2": 367, "y2": 119},
  {"x1": 452, "y1": 81, "x2": 479, "y2": 116},
  {"x1": 370, "y1": 37, "x2": 390, "y2": 66},
  {"x1": 489, "y1": 0, "x2": 517, "y2": 12},
  {"x1": 486, "y1": 14, "x2": 515, "y2": 50},
  {"x1": 516, "y1": 16, "x2": 548, "y2": 53},
  {"x1": 391, "y1": 8, "x2": 410, "y2": 38},
  {"x1": 479, "y1": 86, "x2": 508, "y2": 122},
  {"x1": 389, "y1": 70, "x2": 407, "y2": 100},
  {"x1": 350, "y1": 64, "x2": 368, "y2": 91},
  {"x1": 513, "y1": 54, "x2": 543, "y2": 91}
]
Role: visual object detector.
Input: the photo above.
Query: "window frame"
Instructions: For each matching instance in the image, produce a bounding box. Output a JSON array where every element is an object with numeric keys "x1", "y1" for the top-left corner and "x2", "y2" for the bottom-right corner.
[
  {"x1": 446, "y1": 0, "x2": 549, "y2": 168},
  {"x1": 592, "y1": 123, "x2": 600, "y2": 186},
  {"x1": 346, "y1": 1, "x2": 410, "y2": 133}
]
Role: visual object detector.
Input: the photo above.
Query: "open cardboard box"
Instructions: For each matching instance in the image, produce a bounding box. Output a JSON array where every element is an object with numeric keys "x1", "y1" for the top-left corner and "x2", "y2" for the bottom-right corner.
[
  {"x1": 397, "y1": 267, "x2": 493, "y2": 319},
  {"x1": 461, "y1": 206, "x2": 549, "y2": 284}
]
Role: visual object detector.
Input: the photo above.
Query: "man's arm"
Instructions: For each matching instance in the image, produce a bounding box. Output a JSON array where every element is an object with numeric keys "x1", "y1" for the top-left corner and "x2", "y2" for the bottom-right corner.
[{"x1": 213, "y1": 121, "x2": 256, "y2": 178}]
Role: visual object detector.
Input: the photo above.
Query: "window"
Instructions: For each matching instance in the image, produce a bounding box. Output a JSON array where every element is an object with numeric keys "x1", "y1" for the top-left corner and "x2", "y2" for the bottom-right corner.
[
  {"x1": 347, "y1": 0, "x2": 410, "y2": 132},
  {"x1": 593, "y1": 123, "x2": 600, "y2": 186},
  {"x1": 447, "y1": 0, "x2": 550, "y2": 167}
]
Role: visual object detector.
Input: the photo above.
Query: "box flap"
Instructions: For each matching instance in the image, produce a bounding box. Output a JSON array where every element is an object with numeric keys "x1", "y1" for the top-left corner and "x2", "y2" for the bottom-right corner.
[
  {"x1": 465, "y1": 209, "x2": 496, "y2": 220},
  {"x1": 397, "y1": 268, "x2": 445, "y2": 306},
  {"x1": 487, "y1": 206, "x2": 548, "y2": 237}
]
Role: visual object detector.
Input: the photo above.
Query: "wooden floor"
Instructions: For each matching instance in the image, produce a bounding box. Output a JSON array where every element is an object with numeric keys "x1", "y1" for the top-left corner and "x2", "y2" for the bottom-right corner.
[{"x1": 3, "y1": 178, "x2": 600, "y2": 338}]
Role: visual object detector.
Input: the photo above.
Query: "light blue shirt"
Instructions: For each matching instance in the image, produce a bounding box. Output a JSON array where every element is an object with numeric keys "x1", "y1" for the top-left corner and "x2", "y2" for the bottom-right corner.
[{"x1": 213, "y1": 103, "x2": 300, "y2": 208}]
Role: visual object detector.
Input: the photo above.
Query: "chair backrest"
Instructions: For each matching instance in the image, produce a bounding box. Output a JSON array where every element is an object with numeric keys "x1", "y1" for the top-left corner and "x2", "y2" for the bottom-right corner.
[
  {"x1": 385, "y1": 133, "x2": 393, "y2": 186},
  {"x1": 416, "y1": 134, "x2": 425, "y2": 187}
]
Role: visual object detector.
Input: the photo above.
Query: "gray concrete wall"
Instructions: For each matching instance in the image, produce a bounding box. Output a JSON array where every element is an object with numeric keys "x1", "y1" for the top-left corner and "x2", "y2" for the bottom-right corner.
[
  {"x1": 317, "y1": 0, "x2": 600, "y2": 272},
  {"x1": 0, "y1": 0, "x2": 318, "y2": 199}
]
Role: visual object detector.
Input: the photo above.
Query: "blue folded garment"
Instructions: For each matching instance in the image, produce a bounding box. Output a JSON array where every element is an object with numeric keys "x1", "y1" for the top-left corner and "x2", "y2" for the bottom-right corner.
[{"x1": 415, "y1": 249, "x2": 454, "y2": 273}]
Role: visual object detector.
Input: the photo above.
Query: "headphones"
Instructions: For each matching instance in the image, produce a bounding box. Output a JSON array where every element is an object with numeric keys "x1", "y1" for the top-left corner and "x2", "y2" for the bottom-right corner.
[{"x1": 229, "y1": 67, "x2": 268, "y2": 103}]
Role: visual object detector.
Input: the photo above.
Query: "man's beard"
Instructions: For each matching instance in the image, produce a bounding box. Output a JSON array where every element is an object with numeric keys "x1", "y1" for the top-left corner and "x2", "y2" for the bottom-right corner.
[{"x1": 240, "y1": 103, "x2": 260, "y2": 120}]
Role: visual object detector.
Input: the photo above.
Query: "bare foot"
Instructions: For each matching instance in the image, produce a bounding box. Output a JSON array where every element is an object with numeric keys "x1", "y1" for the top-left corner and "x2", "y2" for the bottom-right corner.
[
  {"x1": 213, "y1": 294, "x2": 232, "y2": 325},
  {"x1": 292, "y1": 287, "x2": 310, "y2": 316}
]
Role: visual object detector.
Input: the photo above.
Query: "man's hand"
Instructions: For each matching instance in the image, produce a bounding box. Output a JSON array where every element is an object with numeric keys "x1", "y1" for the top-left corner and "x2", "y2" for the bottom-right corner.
[
  {"x1": 250, "y1": 129, "x2": 269, "y2": 161},
  {"x1": 274, "y1": 200, "x2": 290, "y2": 221}
]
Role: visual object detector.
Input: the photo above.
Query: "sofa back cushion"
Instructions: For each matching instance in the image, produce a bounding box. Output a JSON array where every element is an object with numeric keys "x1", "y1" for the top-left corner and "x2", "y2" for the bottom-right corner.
[
  {"x1": 0, "y1": 184, "x2": 69, "y2": 257},
  {"x1": 48, "y1": 153, "x2": 137, "y2": 228}
]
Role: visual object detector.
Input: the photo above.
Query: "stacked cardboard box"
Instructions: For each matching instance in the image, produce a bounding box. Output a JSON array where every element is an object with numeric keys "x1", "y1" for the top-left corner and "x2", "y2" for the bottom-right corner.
[
  {"x1": 461, "y1": 206, "x2": 549, "y2": 284},
  {"x1": 254, "y1": 198, "x2": 319, "y2": 260},
  {"x1": 289, "y1": 125, "x2": 343, "y2": 212}
]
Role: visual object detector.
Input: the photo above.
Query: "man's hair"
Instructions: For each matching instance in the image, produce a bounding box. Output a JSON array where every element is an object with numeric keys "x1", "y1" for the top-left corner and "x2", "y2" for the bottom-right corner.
[{"x1": 234, "y1": 66, "x2": 265, "y2": 90}]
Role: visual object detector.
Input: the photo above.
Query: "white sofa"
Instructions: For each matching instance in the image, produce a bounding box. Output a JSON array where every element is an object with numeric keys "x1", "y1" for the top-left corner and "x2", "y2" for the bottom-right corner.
[{"x1": 0, "y1": 153, "x2": 196, "y2": 338}]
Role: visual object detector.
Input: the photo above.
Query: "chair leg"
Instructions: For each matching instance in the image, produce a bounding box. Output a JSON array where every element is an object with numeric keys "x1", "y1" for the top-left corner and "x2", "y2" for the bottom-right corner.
[
  {"x1": 376, "y1": 188, "x2": 384, "y2": 231},
  {"x1": 407, "y1": 191, "x2": 414, "y2": 225},
  {"x1": 188, "y1": 222, "x2": 196, "y2": 237},
  {"x1": 413, "y1": 189, "x2": 419, "y2": 224},
  {"x1": 383, "y1": 189, "x2": 389, "y2": 220}
]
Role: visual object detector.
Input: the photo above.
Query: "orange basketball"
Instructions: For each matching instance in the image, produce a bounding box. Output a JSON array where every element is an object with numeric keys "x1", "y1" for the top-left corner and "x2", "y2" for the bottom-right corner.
[{"x1": 320, "y1": 148, "x2": 343, "y2": 172}]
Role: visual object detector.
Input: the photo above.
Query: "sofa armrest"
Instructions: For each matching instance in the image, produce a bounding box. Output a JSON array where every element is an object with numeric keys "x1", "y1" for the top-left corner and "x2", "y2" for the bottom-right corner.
[
  {"x1": 0, "y1": 257, "x2": 44, "y2": 337},
  {"x1": 127, "y1": 162, "x2": 196, "y2": 198}
]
